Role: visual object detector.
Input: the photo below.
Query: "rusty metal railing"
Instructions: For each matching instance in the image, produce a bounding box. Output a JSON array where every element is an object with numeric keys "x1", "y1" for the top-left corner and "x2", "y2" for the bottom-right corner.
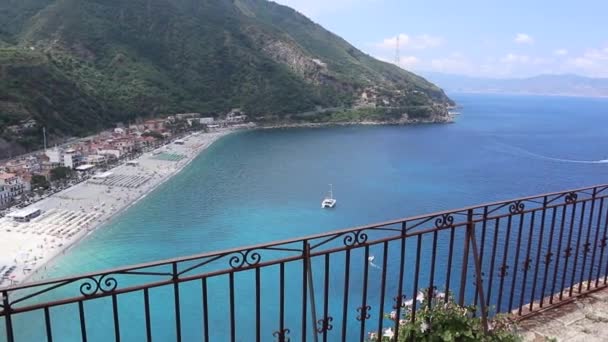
[{"x1": 3, "y1": 184, "x2": 608, "y2": 341}]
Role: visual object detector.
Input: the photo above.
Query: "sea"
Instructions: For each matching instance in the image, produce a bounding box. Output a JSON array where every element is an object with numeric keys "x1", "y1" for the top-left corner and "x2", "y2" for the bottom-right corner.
[{"x1": 3, "y1": 93, "x2": 608, "y2": 341}]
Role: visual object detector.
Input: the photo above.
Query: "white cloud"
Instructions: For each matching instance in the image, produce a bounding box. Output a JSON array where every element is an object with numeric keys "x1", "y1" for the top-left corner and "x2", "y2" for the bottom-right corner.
[
  {"x1": 398, "y1": 56, "x2": 419, "y2": 68},
  {"x1": 272, "y1": 0, "x2": 370, "y2": 17},
  {"x1": 501, "y1": 53, "x2": 530, "y2": 63},
  {"x1": 566, "y1": 47, "x2": 608, "y2": 76},
  {"x1": 554, "y1": 49, "x2": 568, "y2": 56},
  {"x1": 514, "y1": 33, "x2": 534, "y2": 45},
  {"x1": 429, "y1": 54, "x2": 474, "y2": 74},
  {"x1": 375, "y1": 34, "x2": 443, "y2": 50}
]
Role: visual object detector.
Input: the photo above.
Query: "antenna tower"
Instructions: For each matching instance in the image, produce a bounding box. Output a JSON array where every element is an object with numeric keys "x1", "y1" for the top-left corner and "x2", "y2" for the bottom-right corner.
[{"x1": 395, "y1": 35, "x2": 401, "y2": 66}]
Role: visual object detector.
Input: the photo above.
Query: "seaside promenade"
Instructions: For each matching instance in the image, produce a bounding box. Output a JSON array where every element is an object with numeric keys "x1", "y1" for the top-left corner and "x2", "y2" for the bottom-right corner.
[{"x1": 0, "y1": 130, "x2": 231, "y2": 287}]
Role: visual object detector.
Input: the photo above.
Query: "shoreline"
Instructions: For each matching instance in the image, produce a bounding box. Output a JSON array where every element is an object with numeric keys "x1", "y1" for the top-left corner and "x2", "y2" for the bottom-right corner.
[
  {"x1": 256, "y1": 116, "x2": 455, "y2": 130},
  {"x1": 0, "y1": 119, "x2": 451, "y2": 287},
  {"x1": 0, "y1": 129, "x2": 235, "y2": 287}
]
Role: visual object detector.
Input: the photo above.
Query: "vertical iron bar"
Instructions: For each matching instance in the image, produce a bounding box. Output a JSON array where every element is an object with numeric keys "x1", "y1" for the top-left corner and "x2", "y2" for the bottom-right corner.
[
  {"x1": 256, "y1": 268, "x2": 261, "y2": 342},
  {"x1": 570, "y1": 200, "x2": 587, "y2": 297},
  {"x1": 589, "y1": 197, "x2": 605, "y2": 289},
  {"x1": 580, "y1": 190, "x2": 597, "y2": 292},
  {"x1": 341, "y1": 249, "x2": 351, "y2": 342},
  {"x1": 229, "y1": 272, "x2": 236, "y2": 342},
  {"x1": 508, "y1": 213, "x2": 525, "y2": 312},
  {"x1": 473, "y1": 207, "x2": 489, "y2": 310},
  {"x1": 112, "y1": 294, "x2": 120, "y2": 342},
  {"x1": 497, "y1": 215, "x2": 513, "y2": 313},
  {"x1": 540, "y1": 208, "x2": 558, "y2": 308},
  {"x1": 444, "y1": 227, "x2": 455, "y2": 303},
  {"x1": 44, "y1": 307, "x2": 53, "y2": 342},
  {"x1": 468, "y1": 209, "x2": 488, "y2": 333},
  {"x1": 202, "y1": 278, "x2": 209, "y2": 342},
  {"x1": 550, "y1": 205, "x2": 568, "y2": 304},
  {"x1": 280, "y1": 263, "x2": 285, "y2": 336},
  {"x1": 306, "y1": 244, "x2": 319, "y2": 342},
  {"x1": 411, "y1": 235, "x2": 422, "y2": 323},
  {"x1": 2, "y1": 290, "x2": 14, "y2": 342},
  {"x1": 172, "y1": 262, "x2": 182, "y2": 342},
  {"x1": 459, "y1": 221, "x2": 471, "y2": 306},
  {"x1": 393, "y1": 222, "x2": 407, "y2": 338},
  {"x1": 376, "y1": 242, "x2": 388, "y2": 340},
  {"x1": 78, "y1": 300, "x2": 87, "y2": 342},
  {"x1": 428, "y1": 230, "x2": 438, "y2": 310},
  {"x1": 485, "y1": 218, "x2": 500, "y2": 312},
  {"x1": 144, "y1": 288, "x2": 152, "y2": 342},
  {"x1": 519, "y1": 210, "x2": 536, "y2": 315},
  {"x1": 323, "y1": 254, "x2": 330, "y2": 342},
  {"x1": 597, "y1": 200, "x2": 608, "y2": 286},
  {"x1": 559, "y1": 201, "x2": 578, "y2": 300},
  {"x1": 359, "y1": 246, "x2": 370, "y2": 342},
  {"x1": 529, "y1": 197, "x2": 548, "y2": 312},
  {"x1": 302, "y1": 241, "x2": 309, "y2": 342}
]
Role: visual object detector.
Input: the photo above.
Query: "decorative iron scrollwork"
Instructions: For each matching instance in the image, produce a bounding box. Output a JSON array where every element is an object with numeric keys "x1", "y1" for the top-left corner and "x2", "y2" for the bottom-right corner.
[
  {"x1": 564, "y1": 247, "x2": 573, "y2": 258},
  {"x1": 228, "y1": 250, "x2": 261, "y2": 269},
  {"x1": 273, "y1": 329, "x2": 290, "y2": 342},
  {"x1": 316, "y1": 317, "x2": 333, "y2": 333},
  {"x1": 356, "y1": 305, "x2": 371, "y2": 321},
  {"x1": 544, "y1": 252, "x2": 553, "y2": 265},
  {"x1": 583, "y1": 242, "x2": 591, "y2": 254},
  {"x1": 434, "y1": 214, "x2": 454, "y2": 228},
  {"x1": 393, "y1": 294, "x2": 407, "y2": 309},
  {"x1": 343, "y1": 230, "x2": 368, "y2": 247},
  {"x1": 522, "y1": 258, "x2": 532, "y2": 271},
  {"x1": 508, "y1": 201, "x2": 525, "y2": 214},
  {"x1": 565, "y1": 192, "x2": 578, "y2": 204},
  {"x1": 498, "y1": 264, "x2": 509, "y2": 278},
  {"x1": 79, "y1": 274, "x2": 118, "y2": 297},
  {"x1": 600, "y1": 237, "x2": 608, "y2": 248}
]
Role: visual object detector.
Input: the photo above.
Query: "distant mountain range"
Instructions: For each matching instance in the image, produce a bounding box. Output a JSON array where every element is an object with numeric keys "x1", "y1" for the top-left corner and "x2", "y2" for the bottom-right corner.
[{"x1": 422, "y1": 73, "x2": 608, "y2": 98}]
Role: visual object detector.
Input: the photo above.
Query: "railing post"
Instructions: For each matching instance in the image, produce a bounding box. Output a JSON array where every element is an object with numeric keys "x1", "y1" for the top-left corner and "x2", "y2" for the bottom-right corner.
[
  {"x1": 305, "y1": 243, "x2": 319, "y2": 342},
  {"x1": 459, "y1": 213, "x2": 471, "y2": 306},
  {"x1": 467, "y1": 209, "x2": 489, "y2": 333},
  {"x1": 2, "y1": 290, "x2": 14, "y2": 342}
]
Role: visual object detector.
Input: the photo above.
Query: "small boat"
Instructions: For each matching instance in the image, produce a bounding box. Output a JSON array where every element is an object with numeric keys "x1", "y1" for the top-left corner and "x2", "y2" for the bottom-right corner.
[{"x1": 321, "y1": 184, "x2": 337, "y2": 208}]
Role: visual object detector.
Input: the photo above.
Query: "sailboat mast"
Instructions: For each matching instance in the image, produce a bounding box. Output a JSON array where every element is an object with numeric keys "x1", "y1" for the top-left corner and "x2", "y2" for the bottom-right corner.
[{"x1": 329, "y1": 184, "x2": 333, "y2": 200}]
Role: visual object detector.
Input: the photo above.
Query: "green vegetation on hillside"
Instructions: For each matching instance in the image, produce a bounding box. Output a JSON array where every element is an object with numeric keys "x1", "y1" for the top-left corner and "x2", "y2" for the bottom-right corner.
[{"x1": 0, "y1": 0, "x2": 453, "y2": 156}]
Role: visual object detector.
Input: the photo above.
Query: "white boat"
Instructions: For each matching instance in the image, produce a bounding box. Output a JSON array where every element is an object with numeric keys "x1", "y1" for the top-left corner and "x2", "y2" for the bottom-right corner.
[{"x1": 321, "y1": 184, "x2": 337, "y2": 208}]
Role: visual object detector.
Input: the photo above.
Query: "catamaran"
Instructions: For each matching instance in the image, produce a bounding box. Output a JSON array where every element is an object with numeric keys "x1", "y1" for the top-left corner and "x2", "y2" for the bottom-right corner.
[{"x1": 321, "y1": 184, "x2": 337, "y2": 208}]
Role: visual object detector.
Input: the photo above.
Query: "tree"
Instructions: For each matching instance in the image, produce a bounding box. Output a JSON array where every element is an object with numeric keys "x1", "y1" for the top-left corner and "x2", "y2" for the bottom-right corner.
[
  {"x1": 141, "y1": 130, "x2": 164, "y2": 140},
  {"x1": 31, "y1": 174, "x2": 50, "y2": 190},
  {"x1": 50, "y1": 167, "x2": 73, "y2": 182}
]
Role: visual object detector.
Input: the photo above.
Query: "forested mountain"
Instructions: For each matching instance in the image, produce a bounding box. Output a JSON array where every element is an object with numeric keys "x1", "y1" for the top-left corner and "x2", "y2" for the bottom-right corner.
[{"x1": 0, "y1": 0, "x2": 453, "y2": 154}]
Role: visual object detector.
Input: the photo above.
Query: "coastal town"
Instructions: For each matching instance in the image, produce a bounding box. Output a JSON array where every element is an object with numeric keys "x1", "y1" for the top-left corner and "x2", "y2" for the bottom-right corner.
[{"x1": 0, "y1": 110, "x2": 251, "y2": 286}]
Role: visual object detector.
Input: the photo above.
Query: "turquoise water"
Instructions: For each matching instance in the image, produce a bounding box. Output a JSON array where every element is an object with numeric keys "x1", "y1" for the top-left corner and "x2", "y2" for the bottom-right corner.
[{"x1": 3, "y1": 93, "x2": 608, "y2": 341}]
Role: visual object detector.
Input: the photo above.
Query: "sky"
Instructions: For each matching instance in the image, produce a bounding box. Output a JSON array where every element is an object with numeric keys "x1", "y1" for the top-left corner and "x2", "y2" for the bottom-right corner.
[{"x1": 273, "y1": 0, "x2": 608, "y2": 78}]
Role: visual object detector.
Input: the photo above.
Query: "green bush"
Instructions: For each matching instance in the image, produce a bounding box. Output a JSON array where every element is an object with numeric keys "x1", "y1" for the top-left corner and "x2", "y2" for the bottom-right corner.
[{"x1": 368, "y1": 289, "x2": 520, "y2": 342}]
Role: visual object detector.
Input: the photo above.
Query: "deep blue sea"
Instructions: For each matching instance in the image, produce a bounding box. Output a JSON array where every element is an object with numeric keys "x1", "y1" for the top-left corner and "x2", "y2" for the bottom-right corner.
[{"x1": 3, "y1": 93, "x2": 608, "y2": 342}]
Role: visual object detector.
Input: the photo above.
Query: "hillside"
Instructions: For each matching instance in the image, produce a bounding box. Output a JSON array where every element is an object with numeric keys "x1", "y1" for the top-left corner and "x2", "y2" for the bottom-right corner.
[
  {"x1": 0, "y1": 0, "x2": 453, "y2": 156},
  {"x1": 423, "y1": 72, "x2": 608, "y2": 98}
]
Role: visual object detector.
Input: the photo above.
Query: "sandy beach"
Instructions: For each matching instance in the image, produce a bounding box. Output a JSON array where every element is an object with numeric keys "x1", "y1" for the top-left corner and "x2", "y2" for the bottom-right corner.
[{"x1": 0, "y1": 130, "x2": 232, "y2": 287}]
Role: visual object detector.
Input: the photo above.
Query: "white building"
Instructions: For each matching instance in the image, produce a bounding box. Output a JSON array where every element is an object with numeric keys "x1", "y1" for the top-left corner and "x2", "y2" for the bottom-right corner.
[
  {"x1": 45, "y1": 148, "x2": 62, "y2": 165},
  {"x1": 86, "y1": 155, "x2": 108, "y2": 165},
  {"x1": 200, "y1": 117, "x2": 214, "y2": 124},
  {"x1": 0, "y1": 172, "x2": 25, "y2": 200},
  {"x1": 0, "y1": 187, "x2": 12, "y2": 209},
  {"x1": 97, "y1": 149, "x2": 121, "y2": 159},
  {"x1": 7, "y1": 207, "x2": 41, "y2": 222}
]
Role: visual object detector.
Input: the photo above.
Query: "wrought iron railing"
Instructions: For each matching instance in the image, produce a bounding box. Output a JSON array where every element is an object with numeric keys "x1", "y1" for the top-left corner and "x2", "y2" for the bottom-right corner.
[{"x1": 3, "y1": 184, "x2": 608, "y2": 341}]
